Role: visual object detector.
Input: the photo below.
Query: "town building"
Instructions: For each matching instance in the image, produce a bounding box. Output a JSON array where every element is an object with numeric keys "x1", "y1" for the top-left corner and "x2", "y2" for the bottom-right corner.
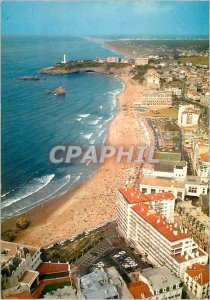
[
  {"x1": 184, "y1": 264, "x2": 209, "y2": 299},
  {"x1": 142, "y1": 160, "x2": 188, "y2": 181},
  {"x1": 191, "y1": 140, "x2": 209, "y2": 181},
  {"x1": 196, "y1": 153, "x2": 209, "y2": 180},
  {"x1": 144, "y1": 69, "x2": 160, "y2": 89},
  {"x1": 176, "y1": 201, "x2": 209, "y2": 252},
  {"x1": 116, "y1": 190, "x2": 208, "y2": 279},
  {"x1": 1, "y1": 241, "x2": 42, "y2": 295},
  {"x1": 96, "y1": 57, "x2": 106, "y2": 63},
  {"x1": 76, "y1": 267, "x2": 133, "y2": 299},
  {"x1": 177, "y1": 105, "x2": 200, "y2": 127},
  {"x1": 139, "y1": 175, "x2": 208, "y2": 200},
  {"x1": 106, "y1": 56, "x2": 119, "y2": 63},
  {"x1": 133, "y1": 91, "x2": 173, "y2": 107},
  {"x1": 128, "y1": 267, "x2": 183, "y2": 300},
  {"x1": 135, "y1": 57, "x2": 149, "y2": 66}
]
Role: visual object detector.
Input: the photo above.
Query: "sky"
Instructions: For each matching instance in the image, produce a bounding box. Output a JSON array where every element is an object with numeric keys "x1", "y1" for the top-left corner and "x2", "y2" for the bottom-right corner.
[{"x1": 2, "y1": 1, "x2": 209, "y2": 37}]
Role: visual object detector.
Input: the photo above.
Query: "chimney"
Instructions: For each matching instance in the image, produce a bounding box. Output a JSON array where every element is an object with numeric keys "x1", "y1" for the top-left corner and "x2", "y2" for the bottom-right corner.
[
  {"x1": 157, "y1": 219, "x2": 160, "y2": 224},
  {"x1": 173, "y1": 231, "x2": 178, "y2": 236}
]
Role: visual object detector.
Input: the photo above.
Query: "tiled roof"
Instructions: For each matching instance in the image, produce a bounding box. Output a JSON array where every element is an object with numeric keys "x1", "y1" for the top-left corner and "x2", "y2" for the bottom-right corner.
[
  {"x1": 199, "y1": 153, "x2": 209, "y2": 163},
  {"x1": 131, "y1": 203, "x2": 191, "y2": 242},
  {"x1": 185, "y1": 263, "x2": 209, "y2": 286},
  {"x1": 119, "y1": 187, "x2": 174, "y2": 204},
  {"x1": 37, "y1": 262, "x2": 68, "y2": 274},
  {"x1": 119, "y1": 187, "x2": 148, "y2": 204},
  {"x1": 128, "y1": 281, "x2": 153, "y2": 299}
]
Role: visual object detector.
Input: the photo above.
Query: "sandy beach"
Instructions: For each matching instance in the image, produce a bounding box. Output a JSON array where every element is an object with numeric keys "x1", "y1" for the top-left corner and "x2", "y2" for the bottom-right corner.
[{"x1": 2, "y1": 69, "x2": 146, "y2": 247}]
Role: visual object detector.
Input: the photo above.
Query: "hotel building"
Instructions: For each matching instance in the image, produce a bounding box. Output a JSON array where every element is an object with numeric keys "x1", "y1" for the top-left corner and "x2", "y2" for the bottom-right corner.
[
  {"x1": 134, "y1": 91, "x2": 173, "y2": 107},
  {"x1": 177, "y1": 105, "x2": 200, "y2": 127},
  {"x1": 184, "y1": 264, "x2": 209, "y2": 299},
  {"x1": 116, "y1": 188, "x2": 208, "y2": 279}
]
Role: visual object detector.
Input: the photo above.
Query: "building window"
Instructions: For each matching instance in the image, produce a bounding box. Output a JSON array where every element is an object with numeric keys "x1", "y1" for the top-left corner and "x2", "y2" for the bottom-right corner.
[{"x1": 188, "y1": 187, "x2": 197, "y2": 193}]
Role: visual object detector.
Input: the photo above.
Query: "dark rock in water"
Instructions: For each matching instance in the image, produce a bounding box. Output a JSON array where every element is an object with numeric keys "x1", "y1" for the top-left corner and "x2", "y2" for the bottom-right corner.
[
  {"x1": 45, "y1": 87, "x2": 66, "y2": 96},
  {"x1": 16, "y1": 76, "x2": 43, "y2": 80}
]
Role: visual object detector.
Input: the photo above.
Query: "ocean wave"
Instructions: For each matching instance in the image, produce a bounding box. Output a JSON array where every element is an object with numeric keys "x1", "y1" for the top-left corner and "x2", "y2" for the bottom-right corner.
[
  {"x1": 98, "y1": 129, "x2": 106, "y2": 137},
  {"x1": 1, "y1": 190, "x2": 13, "y2": 198},
  {"x1": 89, "y1": 119, "x2": 100, "y2": 125},
  {"x1": 76, "y1": 118, "x2": 82, "y2": 121},
  {"x1": 3, "y1": 175, "x2": 71, "y2": 218},
  {"x1": 78, "y1": 114, "x2": 90, "y2": 118},
  {"x1": 1, "y1": 174, "x2": 55, "y2": 209},
  {"x1": 83, "y1": 133, "x2": 93, "y2": 140},
  {"x1": 99, "y1": 105, "x2": 103, "y2": 110},
  {"x1": 89, "y1": 139, "x2": 95, "y2": 144}
]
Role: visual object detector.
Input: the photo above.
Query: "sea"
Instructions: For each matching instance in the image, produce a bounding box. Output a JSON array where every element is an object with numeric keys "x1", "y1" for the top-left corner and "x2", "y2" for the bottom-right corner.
[{"x1": 1, "y1": 36, "x2": 124, "y2": 220}]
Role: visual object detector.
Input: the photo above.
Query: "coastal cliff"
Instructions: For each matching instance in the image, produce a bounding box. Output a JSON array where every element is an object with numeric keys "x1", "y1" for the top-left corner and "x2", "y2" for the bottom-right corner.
[{"x1": 37, "y1": 60, "x2": 130, "y2": 76}]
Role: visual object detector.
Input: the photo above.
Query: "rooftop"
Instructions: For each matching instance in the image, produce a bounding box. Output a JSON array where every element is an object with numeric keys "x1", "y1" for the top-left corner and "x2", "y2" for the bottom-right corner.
[
  {"x1": 199, "y1": 153, "x2": 209, "y2": 163},
  {"x1": 119, "y1": 187, "x2": 175, "y2": 204},
  {"x1": 131, "y1": 203, "x2": 190, "y2": 242},
  {"x1": 141, "y1": 176, "x2": 185, "y2": 189},
  {"x1": 19, "y1": 270, "x2": 39, "y2": 285},
  {"x1": 128, "y1": 281, "x2": 153, "y2": 299},
  {"x1": 80, "y1": 269, "x2": 119, "y2": 299},
  {"x1": 141, "y1": 267, "x2": 181, "y2": 290},
  {"x1": 185, "y1": 263, "x2": 209, "y2": 286}
]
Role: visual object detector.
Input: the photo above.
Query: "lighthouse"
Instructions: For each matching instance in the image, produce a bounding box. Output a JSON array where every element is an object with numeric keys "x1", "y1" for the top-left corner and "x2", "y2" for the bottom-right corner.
[{"x1": 61, "y1": 53, "x2": 67, "y2": 64}]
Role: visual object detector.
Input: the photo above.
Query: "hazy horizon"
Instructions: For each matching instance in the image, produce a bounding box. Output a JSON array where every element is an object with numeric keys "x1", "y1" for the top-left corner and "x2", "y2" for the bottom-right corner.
[{"x1": 2, "y1": 1, "x2": 209, "y2": 37}]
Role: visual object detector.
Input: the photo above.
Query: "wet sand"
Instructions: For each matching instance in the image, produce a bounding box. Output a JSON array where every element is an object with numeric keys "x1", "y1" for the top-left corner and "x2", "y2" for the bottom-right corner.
[{"x1": 2, "y1": 71, "x2": 146, "y2": 247}]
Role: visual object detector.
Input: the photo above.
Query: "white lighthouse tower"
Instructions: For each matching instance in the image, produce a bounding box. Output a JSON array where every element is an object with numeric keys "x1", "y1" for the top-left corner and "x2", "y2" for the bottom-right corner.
[{"x1": 61, "y1": 53, "x2": 67, "y2": 64}]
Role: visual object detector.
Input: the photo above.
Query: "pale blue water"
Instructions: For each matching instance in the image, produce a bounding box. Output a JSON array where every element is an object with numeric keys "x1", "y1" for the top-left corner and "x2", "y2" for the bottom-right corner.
[{"x1": 2, "y1": 36, "x2": 124, "y2": 219}]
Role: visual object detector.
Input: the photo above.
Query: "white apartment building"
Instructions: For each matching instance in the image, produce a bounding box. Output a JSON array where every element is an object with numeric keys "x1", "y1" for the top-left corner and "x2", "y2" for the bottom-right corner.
[
  {"x1": 128, "y1": 267, "x2": 183, "y2": 300},
  {"x1": 134, "y1": 91, "x2": 173, "y2": 107},
  {"x1": 178, "y1": 105, "x2": 200, "y2": 127},
  {"x1": 1, "y1": 241, "x2": 41, "y2": 292},
  {"x1": 184, "y1": 264, "x2": 209, "y2": 299},
  {"x1": 116, "y1": 190, "x2": 208, "y2": 280},
  {"x1": 139, "y1": 175, "x2": 208, "y2": 201},
  {"x1": 135, "y1": 57, "x2": 149, "y2": 66}
]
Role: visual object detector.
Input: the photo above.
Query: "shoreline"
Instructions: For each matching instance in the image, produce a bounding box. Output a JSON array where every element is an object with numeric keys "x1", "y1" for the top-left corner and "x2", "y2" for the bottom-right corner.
[{"x1": 2, "y1": 67, "x2": 145, "y2": 248}]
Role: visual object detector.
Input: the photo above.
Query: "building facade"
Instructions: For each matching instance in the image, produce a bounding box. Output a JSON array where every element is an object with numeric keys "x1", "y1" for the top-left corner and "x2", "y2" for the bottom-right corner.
[
  {"x1": 139, "y1": 175, "x2": 208, "y2": 201},
  {"x1": 184, "y1": 264, "x2": 209, "y2": 299},
  {"x1": 176, "y1": 201, "x2": 209, "y2": 252},
  {"x1": 178, "y1": 105, "x2": 200, "y2": 127},
  {"x1": 135, "y1": 57, "x2": 149, "y2": 66},
  {"x1": 134, "y1": 91, "x2": 173, "y2": 107}
]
